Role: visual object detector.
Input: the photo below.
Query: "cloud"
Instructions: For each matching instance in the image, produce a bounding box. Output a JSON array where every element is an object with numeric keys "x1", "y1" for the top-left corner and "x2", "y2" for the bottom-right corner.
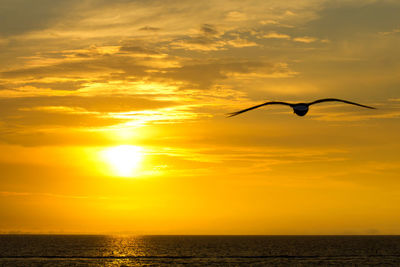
[
  {"x1": 227, "y1": 38, "x2": 258, "y2": 48},
  {"x1": 379, "y1": 28, "x2": 400, "y2": 36},
  {"x1": 225, "y1": 11, "x2": 247, "y2": 22},
  {"x1": 313, "y1": 110, "x2": 400, "y2": 122},
  {"x1": 260, "y1": 20, "x2": 279, "y2": 25},
  {"x1": 262, "y1": 32, "x2": 291, "y2": 39},
  {"x1": 293, "y1": 36, "x2": 318, "y2": 43},
  {"x1": 261, "y1": 32, "x2": 320, "y2": 44},
  {"x1": 138, "y1": 26, "x2": 161, "y2": 31},
  {"x1": 309, "y1": 101, "x2": 400, "y2": 121},
  {"x1": 1, "y1": 59, "x2": 123, "y2": 79},
  {"x1": 19, "y1": 106, "x2": 95, "y2": 115},
  {"x1": 24, "y1": 80, "x2": 87, "y2": 91},
  {"x1": 170, "y1": 23, "x2": 228, "y2": 51},
  {"x1": 0, "y1": 95, "x2": 177, "y2": 113},
  {"x1": 162, "y1": 60, "x2": 295, "y2": 88},
  {"x1": 200, "y1": 24, "x2": 219, "y2": 36},
  {"x1": 171, "y1": 38, "x2": 226, "y2": 51},
  {"x1": 2, "y1": 0, "x2": 326, "y2": 43},
  {"x1": 0, "y1": 0, "x2": 80, "y2": 36},
  {"x1": 0, "y1": 49, "x2": 165, "y2": 88},
  {"x1": 1, "y1": 0, "x2": 396, "y2": 135},
  {"x1": 143, "y1": 145, "x2": 348, "y2": 178},
  {"x1": 170, "y1": 24, "x2": 261, "y2": 51},
  {"x1": 307, "y1": 1, "x2": 400, "y2": 39},
  {"x1": 1, "y1": 36, "x2": 296, "y2": 101},
  {"x1": 119, "y1": 45, "x2": 164, "y2": 57},
  {"x1": 0, "y1": 95, "x2": 180, "y2": 133}
]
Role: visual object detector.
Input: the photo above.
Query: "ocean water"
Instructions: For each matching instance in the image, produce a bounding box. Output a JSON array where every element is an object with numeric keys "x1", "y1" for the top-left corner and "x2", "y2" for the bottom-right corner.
[{"x1": 0, "y1": 235, "x2": 400, "y2": 266}]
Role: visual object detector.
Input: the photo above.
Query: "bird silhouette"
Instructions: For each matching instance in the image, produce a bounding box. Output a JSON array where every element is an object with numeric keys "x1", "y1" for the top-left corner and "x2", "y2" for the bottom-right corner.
[{"x1": 227, "y1": 98, "x2": 375, "y2": 117}]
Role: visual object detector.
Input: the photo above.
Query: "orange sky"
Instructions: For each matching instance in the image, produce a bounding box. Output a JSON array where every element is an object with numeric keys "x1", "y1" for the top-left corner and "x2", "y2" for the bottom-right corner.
[{"x1": 1, "y1": 0, "x2": 400, "y2": 234}]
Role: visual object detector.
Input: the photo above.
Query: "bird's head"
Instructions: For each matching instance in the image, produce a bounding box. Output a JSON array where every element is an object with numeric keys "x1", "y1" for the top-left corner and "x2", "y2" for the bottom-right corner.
[{"x1": 292, "y1": 104, "x2": 309, "y2": 116}]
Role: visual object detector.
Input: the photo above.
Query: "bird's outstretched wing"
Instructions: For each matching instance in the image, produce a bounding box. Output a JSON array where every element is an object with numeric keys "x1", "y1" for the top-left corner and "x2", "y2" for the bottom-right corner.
[
  {"x1": 308, "y1": 98, "x2": 376, "y2": 109},
  {"x1": 227, "y1": 101, "x2": 292, "y2": 117}
]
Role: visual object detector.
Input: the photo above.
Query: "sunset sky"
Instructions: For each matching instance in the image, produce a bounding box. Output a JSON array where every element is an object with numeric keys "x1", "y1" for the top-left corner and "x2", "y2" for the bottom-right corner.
[{"x1": 1, "y1": 0, "x2": 400, "y2": 235}]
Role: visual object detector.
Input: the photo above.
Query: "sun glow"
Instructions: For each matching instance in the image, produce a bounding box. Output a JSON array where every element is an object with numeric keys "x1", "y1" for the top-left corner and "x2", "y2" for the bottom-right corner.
[{"x1": 102, "y1": 145, "x2": 143, "y2": 177}]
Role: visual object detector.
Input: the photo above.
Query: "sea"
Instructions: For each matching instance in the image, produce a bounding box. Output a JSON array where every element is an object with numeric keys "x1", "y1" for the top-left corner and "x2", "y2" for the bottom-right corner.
[{"x1": 0, "y1": 235, "x2": 399, "y2": 266}]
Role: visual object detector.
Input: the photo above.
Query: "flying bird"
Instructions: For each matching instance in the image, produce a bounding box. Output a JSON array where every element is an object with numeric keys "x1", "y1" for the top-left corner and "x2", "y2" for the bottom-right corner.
[{"x1": 227, "y1": 98, "x2": 375, "y2": 117}]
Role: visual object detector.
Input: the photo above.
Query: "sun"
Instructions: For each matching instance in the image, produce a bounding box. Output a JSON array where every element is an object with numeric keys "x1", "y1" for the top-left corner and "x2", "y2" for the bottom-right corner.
[{"x1": 101, "y1": 145, "x2": 143, "y2": 177}]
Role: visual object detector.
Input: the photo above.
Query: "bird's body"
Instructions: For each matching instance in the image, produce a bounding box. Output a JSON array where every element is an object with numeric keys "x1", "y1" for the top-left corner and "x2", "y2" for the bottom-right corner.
[
  {"x1": 228, "y1": 98, "x2": 375, "y2": 117},
  {"x1": 292, "y1": 103, "x2": 309, "y2": 116}
]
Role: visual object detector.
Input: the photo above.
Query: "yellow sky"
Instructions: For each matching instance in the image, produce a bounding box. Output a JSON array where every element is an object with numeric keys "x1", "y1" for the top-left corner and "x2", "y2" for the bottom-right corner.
[{"x1": 1, "y1": 0, "x2": 400, "y2": 234}]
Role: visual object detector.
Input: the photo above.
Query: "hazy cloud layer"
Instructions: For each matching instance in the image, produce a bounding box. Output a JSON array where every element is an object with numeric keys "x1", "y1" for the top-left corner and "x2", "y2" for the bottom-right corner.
[{"x1": 1, "y1": 0, "x2": 399, "y2": 147}]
